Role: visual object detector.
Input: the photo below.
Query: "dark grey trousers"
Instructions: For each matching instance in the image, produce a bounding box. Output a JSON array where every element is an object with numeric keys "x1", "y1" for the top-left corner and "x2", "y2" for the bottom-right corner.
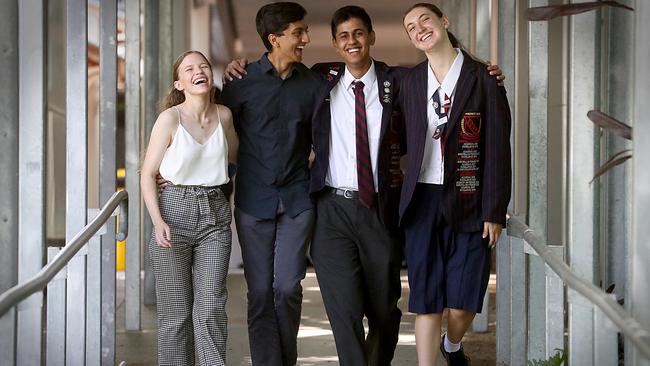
[
  {"x1": 310, "y1": 193, "x2": 403, "y2": 366},
  {"x1": 235, "y1": 201, "x2": 314, "y2": 366}
]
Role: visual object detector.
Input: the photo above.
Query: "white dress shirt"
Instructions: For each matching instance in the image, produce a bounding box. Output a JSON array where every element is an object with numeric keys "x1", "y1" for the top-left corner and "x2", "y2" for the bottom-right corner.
[
  {"x1": 326, "y1": 61, "x2": 382, "y2": 192},
  {"x1": 419, "y1": 49, "x2": 464, "y2": 184}
]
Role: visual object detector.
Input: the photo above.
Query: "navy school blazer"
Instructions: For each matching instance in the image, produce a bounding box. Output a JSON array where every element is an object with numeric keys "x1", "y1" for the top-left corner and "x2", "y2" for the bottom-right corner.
[
  {"x1": 398, "y1": 51, "x2": 512, "y2": 232},
  {"x1": 310, "y1": 60, "x2": 407, "y2": 232}
]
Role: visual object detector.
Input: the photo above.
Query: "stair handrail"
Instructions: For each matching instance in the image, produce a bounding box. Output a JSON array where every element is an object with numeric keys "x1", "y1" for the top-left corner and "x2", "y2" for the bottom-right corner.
[
  {"x1": 507, "y1": 212, "x2": 650, "y2": 360},
  {"x1": 0, "y1": 190, "x2": 128, "y2": 316}
]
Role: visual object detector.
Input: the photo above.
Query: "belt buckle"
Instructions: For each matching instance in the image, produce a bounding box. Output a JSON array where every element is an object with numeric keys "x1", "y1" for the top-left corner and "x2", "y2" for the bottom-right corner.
[{"x1": 343, "y1": 189, "x2": 355, "y2": 199}]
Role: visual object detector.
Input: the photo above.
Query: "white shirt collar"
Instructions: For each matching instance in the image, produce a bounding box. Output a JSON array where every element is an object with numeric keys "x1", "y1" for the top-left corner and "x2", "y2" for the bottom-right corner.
[
  {"x1": 341, "y1": 60, "x2": 377, "y2": 91},
  {"x1": 427, "y1": 48, "x2": 464, "y2": 100}
]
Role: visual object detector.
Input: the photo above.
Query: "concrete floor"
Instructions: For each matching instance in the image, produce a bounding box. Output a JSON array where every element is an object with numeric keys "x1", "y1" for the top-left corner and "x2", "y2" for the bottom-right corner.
[{"x1": 115, "y1": 269, "x2": 496, "y2": 365}]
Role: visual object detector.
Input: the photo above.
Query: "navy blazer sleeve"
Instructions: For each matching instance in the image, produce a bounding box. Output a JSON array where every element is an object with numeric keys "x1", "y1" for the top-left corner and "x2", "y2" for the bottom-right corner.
[{"x1": 480, "y1": 70, "x2": 512, "y2": 225}]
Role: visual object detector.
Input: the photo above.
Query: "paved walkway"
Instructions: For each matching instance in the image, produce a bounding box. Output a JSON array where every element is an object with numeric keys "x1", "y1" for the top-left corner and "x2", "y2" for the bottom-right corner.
[{"x1": 116, "y1": 269, "x2": 496, "y2": 365}]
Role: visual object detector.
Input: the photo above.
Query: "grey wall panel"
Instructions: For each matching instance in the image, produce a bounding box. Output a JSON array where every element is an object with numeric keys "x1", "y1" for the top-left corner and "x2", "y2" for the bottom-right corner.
[
  {"x1": 17, "y1": 0, "x2": 47, "y2": 364},
  {"x1": 0, "y1": 1, "x2": 19, "y2": 363},
  {"x1": 630, "y1": 1, "x2": 650, "y2": 365}
]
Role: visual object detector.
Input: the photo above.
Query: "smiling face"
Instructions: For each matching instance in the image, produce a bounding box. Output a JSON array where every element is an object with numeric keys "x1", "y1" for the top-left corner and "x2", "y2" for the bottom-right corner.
[
  {"x1": 269, "y1": 20, "x2": 310, "y2": 64},
  {"x1": 332, "y1": 17, "x2": 375, "y2": 69},
  {"x1": 173, "y1": 52, "x2": 213, "y2": 96},
  {"x1": 403, "y1": 6, "x2": 450, "y2": 52}
]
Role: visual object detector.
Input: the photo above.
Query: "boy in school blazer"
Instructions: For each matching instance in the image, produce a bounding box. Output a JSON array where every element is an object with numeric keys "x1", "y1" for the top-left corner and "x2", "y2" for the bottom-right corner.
[
  {"x1": 310, "y1": 60, "x2": 406, "y2": 233},
  {"x1": 308, "y1": 7, "x2": 406, "y2": 365}
]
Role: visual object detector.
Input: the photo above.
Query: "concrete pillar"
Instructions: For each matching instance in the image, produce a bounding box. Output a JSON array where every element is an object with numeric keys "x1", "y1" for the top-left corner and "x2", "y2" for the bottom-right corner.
[
  {"x1": 544, "y1": 9, "x2": 567, "y2": 358},
  {"x1": 496, "y1": 1, "x2": 527, "y2": 365},
  {"x1": 495, "y1": 2, "x2": 514, "y2": 365},
  {"x1": 98, "y1": 0, "x2": 118, "y2": 364},
  {"x1": 630, "y1": 1, "x2": 650, "y2": 365},
  {"x1": 125, "y1": 0, "x2": 142, "y2": 331},
  {"x1": 17, "y1": 0, "x2": 47, "y2": 365},
  {"x1": 0, "y1": 0, "x2": 19, "y2": 363},
  {"x1": 567, "y1": 1, "x2": 598, "y2": 364},
  {"x1": 143, "y1": 0, "x2": 160, "y2": 306},
  {"x1": 172, "y1": 0, "x2": 187, "y2": 58},
  {"x1": 600, "y1": 0, "x2": 633, "y2": 307},
  {"x1": 65, "y1": 0, "x2": 89, "y2": 364},
  {"x1": 441, "y1": 1, "x2": 473, "y2": 51},
  {"x1": 159, "y1": 0, "x2": 173, "y2": 94},
  {"x1": 475, "y1": 0, "x2": 491, "y2": 61},
  {"x1": 527, "y1": 1, "x2": 550, "y2": 360},
  {"x1": 190, "y1": 2, "x2": 211, "y2": 58}
]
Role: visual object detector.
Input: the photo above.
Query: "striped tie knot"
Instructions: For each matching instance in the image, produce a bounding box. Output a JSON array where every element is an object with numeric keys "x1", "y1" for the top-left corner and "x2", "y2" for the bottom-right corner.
[{"x1": 353, "y1": 80, "x2": 365, "y2": 92}]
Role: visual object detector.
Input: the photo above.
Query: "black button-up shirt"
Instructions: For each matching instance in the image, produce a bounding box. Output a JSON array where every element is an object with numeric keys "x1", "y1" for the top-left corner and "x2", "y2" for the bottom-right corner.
[{"x1": 221, "y1": 54, "x2": 322, "y2": 219}]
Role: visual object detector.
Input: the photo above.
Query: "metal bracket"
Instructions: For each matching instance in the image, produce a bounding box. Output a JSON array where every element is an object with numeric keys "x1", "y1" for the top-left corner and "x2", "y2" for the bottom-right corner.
[{"x1": 506, "y1": 212, "x2": 527, "y2": 239}]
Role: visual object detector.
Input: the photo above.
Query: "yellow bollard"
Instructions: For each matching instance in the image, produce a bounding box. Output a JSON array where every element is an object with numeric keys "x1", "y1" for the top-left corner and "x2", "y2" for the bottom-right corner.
[{"x1": 116, "y1": 168, "x2": 126, "y2": 271}]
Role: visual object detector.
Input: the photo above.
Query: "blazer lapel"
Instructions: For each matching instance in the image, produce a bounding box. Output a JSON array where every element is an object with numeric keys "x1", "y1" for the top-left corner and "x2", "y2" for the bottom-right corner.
[{"x1": 375, "y1": 60, "x2": 394, "y2": 145}]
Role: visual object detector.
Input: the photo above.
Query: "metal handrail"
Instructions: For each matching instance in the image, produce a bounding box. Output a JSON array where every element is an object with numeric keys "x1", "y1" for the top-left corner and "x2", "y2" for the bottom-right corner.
[
  {"x1": 0, "y1": 190, "x2": 128, "y2": 316},
  {"x1": 507, "y1": 212, "x2": 650, "y2": 360}
]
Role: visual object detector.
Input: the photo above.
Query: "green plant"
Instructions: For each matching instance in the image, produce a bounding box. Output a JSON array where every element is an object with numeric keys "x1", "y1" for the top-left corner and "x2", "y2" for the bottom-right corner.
[{"x1": 527, "y1": 348, "x2": 567, "y2": 366}]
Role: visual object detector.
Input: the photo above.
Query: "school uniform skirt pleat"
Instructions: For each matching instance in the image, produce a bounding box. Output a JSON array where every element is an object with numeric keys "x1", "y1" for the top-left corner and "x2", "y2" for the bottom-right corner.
[
  {"x1": 403, "y1": 183, "x2": 491, "y2": 315},
  {"x1": 149, "y1": 184, "x2": 232, "y2": 366}
]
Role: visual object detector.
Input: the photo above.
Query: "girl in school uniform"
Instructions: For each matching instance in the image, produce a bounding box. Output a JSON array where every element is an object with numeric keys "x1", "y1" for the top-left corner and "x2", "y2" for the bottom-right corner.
[
  {"x1": 399, "y1": 4, "x2": 511, "y2": 365},
  {"x1": 141, "y1": 50, "x2": 238, "y2": 366}
]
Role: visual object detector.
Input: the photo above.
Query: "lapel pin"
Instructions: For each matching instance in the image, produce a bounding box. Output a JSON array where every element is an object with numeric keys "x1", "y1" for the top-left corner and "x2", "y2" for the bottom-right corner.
[
  {"x1": 329, "y1": 70, "x2": 338, "y2": 76},
  {"x1": 383, "y1": 81, "x2": 391, "y2": 87}
]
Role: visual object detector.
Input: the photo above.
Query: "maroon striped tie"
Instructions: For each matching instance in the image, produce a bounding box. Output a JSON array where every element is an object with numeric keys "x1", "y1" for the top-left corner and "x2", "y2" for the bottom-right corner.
[{"x1": 353, "y1": 80, "x2": 375, "y2": 208}]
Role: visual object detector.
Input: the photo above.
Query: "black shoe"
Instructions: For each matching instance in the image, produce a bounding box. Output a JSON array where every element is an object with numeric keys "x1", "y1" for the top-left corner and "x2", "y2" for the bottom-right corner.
[{"x1": 440, "y1": 340, "x2": 471, "y2": 366}]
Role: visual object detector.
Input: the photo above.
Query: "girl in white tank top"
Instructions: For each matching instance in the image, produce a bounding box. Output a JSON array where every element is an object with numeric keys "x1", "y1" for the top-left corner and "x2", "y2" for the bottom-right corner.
[
  {"x1": 158, "y1": 105, "x2": 229, "y2": 186},
  {"x1": 140, "y1": 51, "x2": 238, "y2": 366}
]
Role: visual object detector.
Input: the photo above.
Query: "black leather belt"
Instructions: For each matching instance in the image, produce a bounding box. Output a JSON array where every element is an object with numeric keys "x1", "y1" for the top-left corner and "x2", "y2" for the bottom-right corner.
[{"x1": 323, "y1": 186, "x2": 379, "y2": 201}]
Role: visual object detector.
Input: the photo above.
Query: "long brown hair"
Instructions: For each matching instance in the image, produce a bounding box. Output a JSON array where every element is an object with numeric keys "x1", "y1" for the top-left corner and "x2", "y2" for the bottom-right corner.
[
  {"x1": 403, "y1": 3, "x2": 462, "y2": 49},
  {"x1": 161, "y1": 50, "x2": 216, "y2": 110}
]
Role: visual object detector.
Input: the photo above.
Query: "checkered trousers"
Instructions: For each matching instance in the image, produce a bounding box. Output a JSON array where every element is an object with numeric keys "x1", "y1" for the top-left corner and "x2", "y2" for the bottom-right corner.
[{"x1": 149, "y1": 184, "x2": 232, "y2": 366}]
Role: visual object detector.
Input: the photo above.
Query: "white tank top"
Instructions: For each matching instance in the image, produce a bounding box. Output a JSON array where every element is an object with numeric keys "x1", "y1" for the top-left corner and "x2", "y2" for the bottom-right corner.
[{"x1": 159, "y1": 106, "x2": 229, "y2": 186}]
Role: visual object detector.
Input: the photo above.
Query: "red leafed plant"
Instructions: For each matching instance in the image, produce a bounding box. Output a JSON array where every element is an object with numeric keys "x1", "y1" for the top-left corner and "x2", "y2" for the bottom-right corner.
[{"x1": 587, "y1": 110, "x2": 632, "y2": 183}]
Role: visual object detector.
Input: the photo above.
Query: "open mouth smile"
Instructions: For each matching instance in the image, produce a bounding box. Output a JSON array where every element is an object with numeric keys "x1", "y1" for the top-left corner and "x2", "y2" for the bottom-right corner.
[
  {"x1": 420, "y1": 32, "x2": 432, "y2": 42},
  {"x1": 192, "y1": 76, "x2": 208, "y2": 85},
  {"x1": 346, "y1": 47, "x2": 361, "y2": 55}
]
